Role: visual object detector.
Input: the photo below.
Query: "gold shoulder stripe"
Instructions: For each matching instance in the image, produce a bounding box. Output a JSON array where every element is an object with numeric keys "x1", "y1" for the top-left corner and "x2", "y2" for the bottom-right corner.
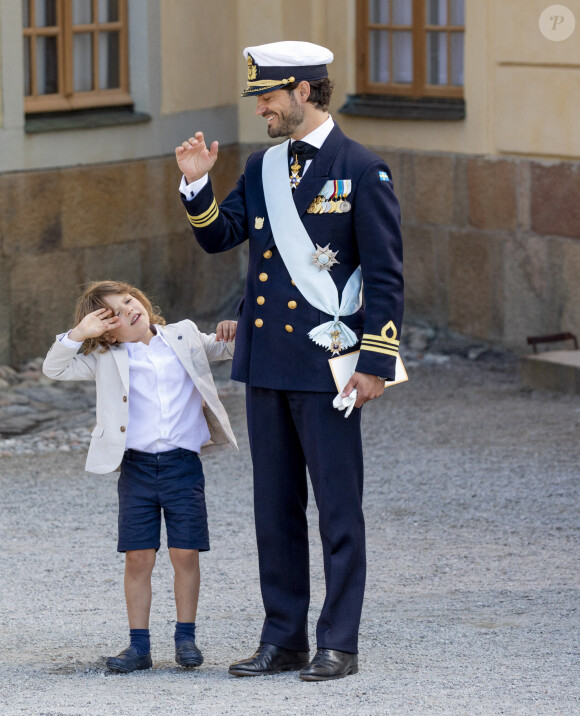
[{"x1": 187, "y1": 198, "x2": 219, "y2": 228}]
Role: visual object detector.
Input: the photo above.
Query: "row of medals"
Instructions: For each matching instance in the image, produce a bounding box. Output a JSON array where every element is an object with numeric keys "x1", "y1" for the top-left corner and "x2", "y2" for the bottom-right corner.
[{"x1": 307, "y1": 195, "x2": 352, "y2": 214}]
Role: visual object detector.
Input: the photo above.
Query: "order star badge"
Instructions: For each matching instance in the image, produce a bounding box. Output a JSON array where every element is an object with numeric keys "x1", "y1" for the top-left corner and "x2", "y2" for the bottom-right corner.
[
  {"x1": 311, "y1": 244, "x2": 339, "y2": 271},
  {"x1": 327, "y1": 330, "x2": 344, "y2": 356}
]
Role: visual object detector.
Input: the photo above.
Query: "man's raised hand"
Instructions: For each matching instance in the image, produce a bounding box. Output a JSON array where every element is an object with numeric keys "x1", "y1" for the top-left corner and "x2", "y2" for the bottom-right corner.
[{"x1": 175, "y1": 131, "x2": 219, "y2": 184}]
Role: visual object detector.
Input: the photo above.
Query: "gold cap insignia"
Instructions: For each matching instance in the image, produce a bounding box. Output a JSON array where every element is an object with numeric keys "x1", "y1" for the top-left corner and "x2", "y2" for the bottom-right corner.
[{"x1": 247, "y1": 54, "x2": 258, "y2": 81}]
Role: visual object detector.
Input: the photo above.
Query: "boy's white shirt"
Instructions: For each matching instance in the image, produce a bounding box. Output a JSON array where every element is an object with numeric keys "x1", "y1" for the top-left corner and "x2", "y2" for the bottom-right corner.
[
  {"x1": 61, "y1": 325, "x2": 211, "y2": 454},
  {"x1": 43, "y1": 320, "x2": 238, "y2": 474}
]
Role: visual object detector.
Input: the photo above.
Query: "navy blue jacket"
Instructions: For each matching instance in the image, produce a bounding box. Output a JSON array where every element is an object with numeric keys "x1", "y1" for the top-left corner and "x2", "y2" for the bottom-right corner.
[{"x1": 181, "y1": 124, "x2": 403, "y2": 392}]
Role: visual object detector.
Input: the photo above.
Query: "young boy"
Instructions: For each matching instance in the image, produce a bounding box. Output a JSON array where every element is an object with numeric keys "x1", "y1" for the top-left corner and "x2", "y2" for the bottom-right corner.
[{"x1": 43, "y1": 280, "x2": 238, "y2": 673}]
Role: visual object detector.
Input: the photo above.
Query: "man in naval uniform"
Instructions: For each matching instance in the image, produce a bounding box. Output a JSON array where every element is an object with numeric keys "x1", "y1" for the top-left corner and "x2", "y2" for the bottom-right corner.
[{"x1": 175, "y1": 41, "x2": 403, "y2": 681}]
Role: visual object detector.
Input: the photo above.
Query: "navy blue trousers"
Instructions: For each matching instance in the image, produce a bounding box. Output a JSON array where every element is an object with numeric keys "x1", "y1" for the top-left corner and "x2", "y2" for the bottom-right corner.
[{"x1": 246, "y1": 387, "x2": 366, "y2": 654}]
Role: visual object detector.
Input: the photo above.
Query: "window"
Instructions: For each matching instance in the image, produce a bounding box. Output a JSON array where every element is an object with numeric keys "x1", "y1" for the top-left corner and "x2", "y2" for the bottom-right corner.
[
  {"x1": 23, "y1": 0, "x2": 130, "y2": 114},
  {"x1": 342, "y1": 0, "x2": 465, "y2": 119}
]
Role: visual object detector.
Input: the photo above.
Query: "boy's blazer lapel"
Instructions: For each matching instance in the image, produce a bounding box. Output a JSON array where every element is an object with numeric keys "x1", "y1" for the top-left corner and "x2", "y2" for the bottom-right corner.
[
  {"x1": 110, "y1": 344, "x2": 130, "y2": 393},
  {"x1": 162, "y1": 325, "x2": 200, "y2": 384}
]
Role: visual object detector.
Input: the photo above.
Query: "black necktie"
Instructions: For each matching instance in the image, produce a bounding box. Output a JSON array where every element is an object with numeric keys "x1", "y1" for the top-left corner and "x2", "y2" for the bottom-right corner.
[{"x1": 289, "y1": 141, "x2": 318, "y2": 190}]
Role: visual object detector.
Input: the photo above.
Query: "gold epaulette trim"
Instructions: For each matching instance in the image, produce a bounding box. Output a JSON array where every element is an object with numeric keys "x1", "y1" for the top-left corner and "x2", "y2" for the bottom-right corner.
[
  {"x1": 187, "y1": 198, "x2": 219, "y2": 228},
  {"x1": 360, "y1": 320, "x2": 400, "y2": 357}
]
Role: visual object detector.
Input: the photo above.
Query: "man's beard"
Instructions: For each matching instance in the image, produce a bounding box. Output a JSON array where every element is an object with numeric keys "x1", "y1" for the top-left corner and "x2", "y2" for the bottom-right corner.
[{"x1": 267, "y1": 93, "x2": 305, "y2": 138}]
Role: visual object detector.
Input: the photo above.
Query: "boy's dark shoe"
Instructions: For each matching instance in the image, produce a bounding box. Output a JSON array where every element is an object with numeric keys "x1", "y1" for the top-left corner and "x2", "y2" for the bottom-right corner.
[
  {"x1": 175, "y1": 640, "x2": 204, "y2": 668},
  {"x1": 299, "y1": 648, "x2": 358, "y2": 681},
  {"x1": 228, "y1": 643, "x2": 309, "y2": 676},
  {"x1": 106, "y1": 646, "x2": 152, "y2": 673}
]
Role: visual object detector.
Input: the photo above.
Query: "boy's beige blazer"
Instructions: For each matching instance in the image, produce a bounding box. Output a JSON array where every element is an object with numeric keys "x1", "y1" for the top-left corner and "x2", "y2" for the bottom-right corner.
[{"x1": 43, "y1": 320, "x2": 238, "y2": 474}]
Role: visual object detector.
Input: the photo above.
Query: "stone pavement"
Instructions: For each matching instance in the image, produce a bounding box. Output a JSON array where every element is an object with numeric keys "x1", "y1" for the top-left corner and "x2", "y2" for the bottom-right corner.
[{"x1": 0, "y1": 330, "x2": 578, "y2": 715}]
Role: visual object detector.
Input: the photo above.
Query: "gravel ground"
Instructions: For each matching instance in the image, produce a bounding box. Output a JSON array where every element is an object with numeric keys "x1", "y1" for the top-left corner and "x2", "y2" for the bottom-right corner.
[{"x1": 0, "y1": 349, "x2": 578, "y2": 715}]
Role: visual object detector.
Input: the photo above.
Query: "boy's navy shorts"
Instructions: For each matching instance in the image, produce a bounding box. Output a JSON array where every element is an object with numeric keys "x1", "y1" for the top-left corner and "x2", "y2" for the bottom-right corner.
[{"x1": 117, "y1": 447, "x2": 209, "y2": 553}]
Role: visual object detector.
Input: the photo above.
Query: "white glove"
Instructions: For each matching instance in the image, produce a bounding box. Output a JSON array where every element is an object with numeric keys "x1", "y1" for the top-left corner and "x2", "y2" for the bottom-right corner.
[{"x1": 333, "y1": 389, "x2": 357, "y2": 418}]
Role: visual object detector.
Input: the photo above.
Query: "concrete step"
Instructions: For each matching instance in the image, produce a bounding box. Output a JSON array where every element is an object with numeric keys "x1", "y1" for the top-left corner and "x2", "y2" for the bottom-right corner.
[{"x1": 521, "y1": 350, "x2": 580, "y2": 395}]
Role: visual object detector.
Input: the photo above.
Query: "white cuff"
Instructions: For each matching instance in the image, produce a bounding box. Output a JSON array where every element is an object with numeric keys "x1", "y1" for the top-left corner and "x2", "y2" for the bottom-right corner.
[
  {"x1": 60, "y1": 331, "x2": 83, "y2": 349},
  {"x1": 179, "y1": 173, "x2": 209, "y2": 200}
]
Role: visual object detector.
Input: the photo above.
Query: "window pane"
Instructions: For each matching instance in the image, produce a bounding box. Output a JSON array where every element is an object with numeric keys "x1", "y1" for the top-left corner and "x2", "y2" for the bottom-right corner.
[
  {"x1": 73, "y1": 33, "x2": 93, "y2": 90},
  {"x1": 392, "y1": 31, "x2": 413, "y2": 82},
  {"x1": 99, "y1": 0, "x2": 119, "y2": 23},
  {"x1": 36, "y1": 0, "x2": 57, "y2": 27},
  {"x1": 426, "y1": 31, "x2": 447, "y2": 84},
  {"x1": 426, "y1": 0, "x2": 447, "y2": 25},
  {"x1": 73, "y1": 0, "x2": 93, "y2": 24},
  {"x1": 36, "y1": 36, "x2": 58, "y2": 93},
  {"x1": 450, "y1": 31, "x2": 464, "y2": 84},
  {"x1": 392, "y1": 0, "x2": 412, "y2": 25},
  {"x1": 369, "y1": 30, "x2": 390, "y2": 83},
  {"x1": 23, "y1": 0, "x2": 31, "y2": 28},
  {"x1": 369, "y1": 0, "x2": 389, "y2": 24},
  {"x1": 450, "y1": 0, "x2": 465, "y2": 26},
  {"x1": 23, "y1": 37, "x2": 31, "y2": 94},
  {"x1": 99, "y1": 31, "x2": 120, "y2": 88}
]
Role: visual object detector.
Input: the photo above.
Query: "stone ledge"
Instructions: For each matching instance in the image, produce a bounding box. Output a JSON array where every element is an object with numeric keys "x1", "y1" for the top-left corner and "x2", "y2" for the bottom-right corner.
[
  {"x1": 521, "y1": 350, "x2": 580, "y2": 395},
  {"x1": 25, "y1": 108, "x2": 151, "y2": 134}
]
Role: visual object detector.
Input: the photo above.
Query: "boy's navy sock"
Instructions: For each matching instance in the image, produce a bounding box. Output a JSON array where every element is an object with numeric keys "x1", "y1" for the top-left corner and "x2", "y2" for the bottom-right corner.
[
  {"x1": 129, "y1": 628, "x2": 151, "y2": 655},
  {"x1": 174, "y1": 621, "x2": 196, "y2": 645}
]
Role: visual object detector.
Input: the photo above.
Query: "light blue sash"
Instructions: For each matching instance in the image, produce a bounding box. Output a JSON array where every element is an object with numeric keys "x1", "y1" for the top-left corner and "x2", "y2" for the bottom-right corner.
[{"x1": 262, "y1": 141, "x2": 362, "y2": 351}]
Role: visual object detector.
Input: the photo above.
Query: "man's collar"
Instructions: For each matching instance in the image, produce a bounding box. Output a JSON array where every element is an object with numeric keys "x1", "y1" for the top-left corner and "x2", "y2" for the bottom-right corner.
[{"x1": 290, "y1": 115, "x2": 334, "y2": 150}]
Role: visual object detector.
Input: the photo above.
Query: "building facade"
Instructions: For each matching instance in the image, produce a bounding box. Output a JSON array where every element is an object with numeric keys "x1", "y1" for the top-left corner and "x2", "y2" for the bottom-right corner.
[{"x1": 0, "y1": 0, "x2": 578, "y2": 363}]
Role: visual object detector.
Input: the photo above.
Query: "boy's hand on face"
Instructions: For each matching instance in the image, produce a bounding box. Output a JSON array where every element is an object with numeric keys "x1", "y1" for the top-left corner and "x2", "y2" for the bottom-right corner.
[
  {"x1": 69, "y1": 308, "x2": 121, "y2": 343},
  {"x1": 215, "y1": 320, "x2": 237, "y2": 343},
  {"x1": 175, "y1": 131, "x2": 219, "y2": 184}
]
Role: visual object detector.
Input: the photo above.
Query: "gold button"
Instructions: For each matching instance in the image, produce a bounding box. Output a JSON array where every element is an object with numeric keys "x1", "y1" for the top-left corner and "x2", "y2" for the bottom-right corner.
[
  {"x1": 120, "y1": 426, "x2": 126, "y2": 432},
  {"x1": 285, "y1": 325, "x2": 294, "y2": 333},
  {"x1": 288, "y1": 300, "x2": 297, "y2": 309},
  {"x1": 257, "y1": 296, "x2": 265, "y2": 305},
  {"x1": 255, "y1": 318, "x2": 264, "y2": 327},
  {"x1": 122, "y1": 396, "x2": 127, "y2": 403},
  {"x1": 263, "y1": 250, "x2": 272, "y2": 259},
  {"x1": 291, "y1": 280, "x2": 296, "y2": 286},
  {"x1": 259, "y1": 272, "x2": 268, "y2": 282}
]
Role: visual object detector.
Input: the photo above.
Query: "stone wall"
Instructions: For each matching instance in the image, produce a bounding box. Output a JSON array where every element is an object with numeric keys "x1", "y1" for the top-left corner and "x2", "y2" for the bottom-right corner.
[
  {"x1": 1, "y1": 145, "x2": 578, "y2": 364},
  {"x1": 0, "y1": 146, "x2": 247, "y2": 365},
  {"x1": 377, "y1": 150, "x2": 580, "y2": 352}
]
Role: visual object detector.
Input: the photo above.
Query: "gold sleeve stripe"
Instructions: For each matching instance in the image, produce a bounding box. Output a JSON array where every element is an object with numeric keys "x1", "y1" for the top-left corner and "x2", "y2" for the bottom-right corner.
[
  {"x1": 360, "y1": 344, "x2": 399, "y2": 358},
  {"x1": 362, "y1": 333, "x2": 400, "y2": 347},
  {"x1": 187, "y1": 199, "x2": 219, "y2": 227},
  {"x1": 361, "y1": 338, "x2": 399, "y2": 353}
]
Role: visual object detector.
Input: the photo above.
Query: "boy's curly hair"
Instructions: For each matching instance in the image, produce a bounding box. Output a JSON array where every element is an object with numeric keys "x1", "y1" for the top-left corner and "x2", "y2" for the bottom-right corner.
[{"x1": 74, "y1": 281, "x2": 165, "y2": 355}]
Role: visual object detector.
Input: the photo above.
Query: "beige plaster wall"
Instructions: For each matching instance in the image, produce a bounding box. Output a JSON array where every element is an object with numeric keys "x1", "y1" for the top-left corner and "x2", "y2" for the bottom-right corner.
[
  {"x1": 235, "y1": 0, "x2": 580, "y2": 160},
  {"x1": 0, "y1": 10, "x2": 4, "y2": 127},
  {"x1": 160, "y1": 0, "x2": 239, "y2": 114},
  {"x1": 236, "y1": 0, "x2": 494, "y2": 154},
  {"x1": 493, "y1": 0, "x2": 580, "y2": 158}
]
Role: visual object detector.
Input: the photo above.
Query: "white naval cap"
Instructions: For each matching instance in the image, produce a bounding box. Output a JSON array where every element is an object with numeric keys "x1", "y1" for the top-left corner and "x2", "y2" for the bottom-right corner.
[{"x1": 241, "y1": 41, "x2": 334, "y2": 97}]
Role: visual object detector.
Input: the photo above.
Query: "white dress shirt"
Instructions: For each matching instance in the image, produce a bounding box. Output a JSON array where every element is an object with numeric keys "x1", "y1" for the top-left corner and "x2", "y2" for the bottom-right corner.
[
  {"x1": 179, "y1": 115, "x2": 335, "y2": 200},
  {"x1": 61, "y1": 327, "x2": 210, "y2": 454}
]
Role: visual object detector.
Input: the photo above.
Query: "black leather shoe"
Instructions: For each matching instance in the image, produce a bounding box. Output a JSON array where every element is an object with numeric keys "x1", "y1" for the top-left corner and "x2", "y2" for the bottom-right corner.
[
  {"x1": 229, "y1": 643, "x2": 310, "y2": 677},
  {"x1": 299, "y1": 648, "x2": 359, "y2": 681},
  {"x1": 175, "y1": 639, "x2": 204, "y2": 668},
  {"x1": 106, "y1": 646, "x2": 152, "y2": 673}
]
